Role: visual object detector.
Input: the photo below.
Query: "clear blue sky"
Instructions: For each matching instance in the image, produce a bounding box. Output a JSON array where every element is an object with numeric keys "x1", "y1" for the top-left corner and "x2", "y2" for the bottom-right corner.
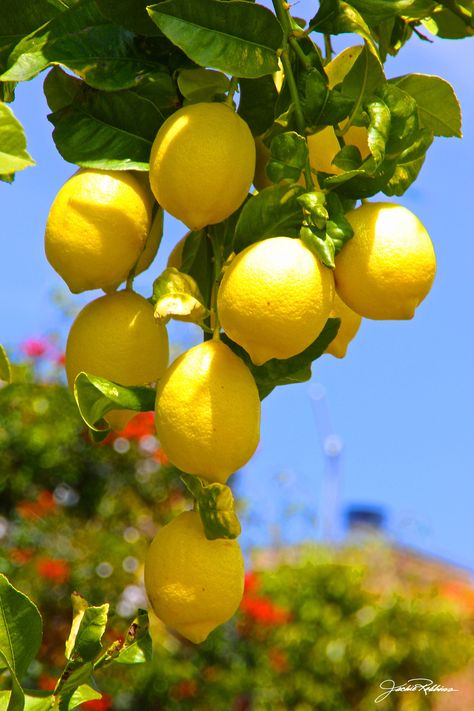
[{"x1": 1, "y1": 3, "x2": 473, "y2": 570}]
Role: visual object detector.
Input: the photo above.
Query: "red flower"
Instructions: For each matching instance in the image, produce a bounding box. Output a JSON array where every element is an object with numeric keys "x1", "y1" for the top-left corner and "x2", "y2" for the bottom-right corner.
[
  {"x1": 82, "y1": 694, "x2": 113, "y2": 711},
  {"x1": 38, "y1": 490, "x2": 56, "y2": 513},
  {"x1": 10, "y1": 548, "x2": 33, "y2": 565},
  {"x1": 21, "y1": 339, "x2": 48, "y2": 358},
  {"x1": 17, "y1": 490, "x2": 56, "y2": 519},
  {"x1": 153, "y1": 447, "x2": 169, "y2": 465},
  {"x1": 55, "y1": 353, "x2": 66, "y2": 366},
  {"x1": 441, "y1": 580, "x2": 474, "y2": 614},
  {"x1": 38, "y1": 674, "x2": 57, "y2": 691},
  {"x1": 240, "y1": 574, "x2": 291, "y2": 626},
  {"x1": 37, "y1": 558, "x2": 70, "y2": 585},
  {"x1": 244, "y1": 571, "x2": 260, "y2": 594},
  {"x1": 117, "y1": 412, "x2": 155, "y2": 441}
]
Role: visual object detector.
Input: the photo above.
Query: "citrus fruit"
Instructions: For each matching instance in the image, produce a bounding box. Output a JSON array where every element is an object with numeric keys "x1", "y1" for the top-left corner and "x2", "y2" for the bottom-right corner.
[
  {"x1": 45, "y1": 169, "x2": 152, "y2": 293},
  {"x1": 217, "y1": 237, "x2": 335, "y2": 365},
  {"x1": 335, "y1": 202, "x2": 436, "y2": 319},
  {"x1": 149, "y1": 102, "x2": 255, "y2": 230},
  {"x1": 66, "y1": 290, "x2": 168, "y2": 429},
  {"x1": 155, "y1": 340, "x2": 260, "y2": 483},
  {"x1": 144, "y1": 510, "x2": 244, "y2": 644},
  {"x1": 326, "y1": 293, "x2": 362, "y2": 358}
]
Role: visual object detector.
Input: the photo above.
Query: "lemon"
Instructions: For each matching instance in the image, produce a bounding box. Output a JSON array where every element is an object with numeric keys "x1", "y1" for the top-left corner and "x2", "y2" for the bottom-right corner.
[
  {"x1": 217, "y1": 237, "x2": 335, "y2": 366},
  {"x1": 149, "y1": 102, "x2": 255, "y2": 231},
  {"x1": 155, "y1": 340, "x2": 260, "y2": 483},
  {"x1": 326, "y1": 293, "x2": 362, "y2": 358},
  {"x1": 144, "y1": 510, "x2": 244, "y2": 644},
  {"x1": 66, "y1": 290, "x2": 168, "y2": 429},
  {"x1": 335, "y1": 202, "x2": 436, "y2": 319},
  {"x1": 134, "y1": 207, "x2": 162, "y2": 277},
  {"x1": 45, "y1": 169, "x2": 152, "y2": 293}
]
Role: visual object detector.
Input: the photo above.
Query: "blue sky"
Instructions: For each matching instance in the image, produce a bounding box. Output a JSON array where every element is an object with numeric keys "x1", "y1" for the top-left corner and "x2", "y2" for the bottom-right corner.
[{"x1": 1, "y1": 4, "x2": 473, "y2": 570}]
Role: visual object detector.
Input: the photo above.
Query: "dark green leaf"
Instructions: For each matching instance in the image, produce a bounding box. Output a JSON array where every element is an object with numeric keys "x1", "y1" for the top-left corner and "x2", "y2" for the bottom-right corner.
[
  {"x1": 384, "y1": 128, "x2": 433, "y2": 195},
  {"x1": 0, "y1": 345, "x2": 11, "y2": 383},
  {"x1": 151, "y1": 267, "x2": 209, "y2": 325},
  {"x1": 74, "y1": 372, "x2": 155, "y2": 433},
  {"x1": 179, "y1": 230, "x2": 214, "y2": 310},
  {"x1": 341, "y1": 43, "x2": 385, "y2": 102},
  {"x1": 0, "y1": 103, "x2": 35, "y2": 175},
  {"x1": 0, "y1": 651, "x2": 24, "y2": 711},
  {"x1": 348, "y1": 0, "x2": 416, "y2": 24},
  {"x1": 0, "y1": 574, "x2": 43, "y2": 680},
  {"x1": 325, "y1": 192, "x2": 354, "y2": 252},
  {"x1": 43, "y1": 66, "x2": 82, "y2": 113},
  {"x1": 238, "y1": 75, "x2": 278, "y2": 136},
  {"x1": 0, "y1": 0, "x2": 62, "y2": 72},
  {"x1": 148, "y1": 0, "x2": 283, "y2": 78},
  {"x1": 234, "y1": 183, "x2": 305, "y2": 252},
  {"x1": 56, "y1": 662, "x2": 94, "y2": 711},
  {"x1": 177, "y1": 68, "x2": 229, "y2": 103},
  {"x1": 392, "y1": 73, "x2": 462, "y2": 137},
  {"x1": 423, "y1": 4, "x2": 474, "y2": 39},
  {"x1": 332, "y1": 144, "x2": 363, "y2": 171},
  {"x1": 310, "y1": 0, "x2": 378, "y2": 53},
  {"x1": 300, "y1": 68, "x2": 353, "y2": 127},
  {"x1": 96, "y1": 0, "x2": 161, "y2": 36},
  {"x1": 376, "y1": 83, "x2": 418, "y2": 155},
  {"x1": 267, "y1": 131, "x2": 308, "y2": 183},
  {"x1": 180, "y1": 474, "x2": 241, "y2": 540},
  {"x1": 222, "y1": 319, "x2": 341, "y2": 400}
]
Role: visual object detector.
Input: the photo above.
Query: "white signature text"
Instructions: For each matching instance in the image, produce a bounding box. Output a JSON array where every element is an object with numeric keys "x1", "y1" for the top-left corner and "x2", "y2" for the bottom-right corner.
[{"x1": 375, "y1": 679, "x2": 459, "y2": 703}]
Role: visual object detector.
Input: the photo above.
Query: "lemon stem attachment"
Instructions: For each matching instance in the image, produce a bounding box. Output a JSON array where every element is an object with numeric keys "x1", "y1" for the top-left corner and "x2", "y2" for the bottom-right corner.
[
  {"x1": 324, "y1": 34, "x2": 333, "y2": 62},
  {"x1": 272, "y1": 0, "x2": 314, "y2": 192}
]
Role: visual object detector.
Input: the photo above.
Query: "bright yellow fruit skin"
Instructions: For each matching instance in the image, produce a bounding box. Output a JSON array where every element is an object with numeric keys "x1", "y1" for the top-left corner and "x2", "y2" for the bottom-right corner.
[
  {"x1": 218, "y1": 237, "x2": 335, "y2": 366},
  {"x1": 155, "y1": 340, "x2": 260, "y2": 483},
  {"x1": 45, "y1": 169, "x2": 152, "y2": 293},
  {"x1": 335, "y1": 202, "x2": 436, "y2": 320},
  {"x1": 149, "y1": 102, "x2": 255, "y2": 231},
  {"x1": 66, "y1": 291, "x2": 169, "y2": 428},
  {"x1": 144, "y1": 511, "x2": 244, "y2": 644},
  {"x1": 326, "y1": 293, "x2": 362, "y2": 358}
]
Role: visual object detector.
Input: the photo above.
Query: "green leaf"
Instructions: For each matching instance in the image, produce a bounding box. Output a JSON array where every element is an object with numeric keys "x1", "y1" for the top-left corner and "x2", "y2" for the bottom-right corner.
[
  {"x1": 423, "y1": 4, "x2": 474, "y2": 39},
  {"x1": 0, "y1": 345, "x2": 11, "y2": 383},
  {"x1": 2, "y1": 1, "x2": 168, "y2": 90},
  {"x1": 332, "y1": 144, "x2": 363, "y2": 171},
  {"x1": 300, "y1": 224, "x2": 335, "y2": 268},
  {"x1": 151, "y1": 267, "x2": 209, "y2": 325},
  {"x1": 65, "y1": 593, "x2": 108, "y2": 663},
  {"x1": 300, "y1": 69, "x2": 353, "y2": 127},
  {"x1": 0, "y1": 0, "x2": 62, "y2": 73},
  {"x1": 341, "y1": 43, "x2": 385, "y2": 102},
  {"x1": 238, "y1": 75, "x2": 278, "y2": 136},
  {"x1": 23, "y1": 692, "x2": 53, "y2": 711},
  {"x1": 43, "y1": 67, "x2": 82, "y2": 113},
  {"x1": 67, "y1": 685, "x2": 101, "y2": 710},
  {"x1": 96, "y1": 0, "x2": 161, "y2": 36},
  {"x1": 0, "y1": 575, "x2": 42, "y2": 680},
  {"x1": 74, "y1": 373, "x2": 155, "y2": 433},
  {"x1": 365, "y1": 97, "x2": 391, "y2": 166},
  {"x1": 148, "y1": 0, "x2": 283, "y2": 78},
  {"x1": 115, "y1": 610, "x2": 152, "y2": 665},
  {"x1": 234, "y1": 183, "x2": 305, "y2": 252},
  {"x1": 180, "y1": 474, "x2": 241, "y2": 540},
  {"x1": 179, "y1": 230, "x2": 214, "y2": 310},
  {"x1": 178, "y1": 68, "x2": 229, "y2": 103},
  {"x1": 297, "y1": 191, "x2": 329, "y2": 230},
  {"x1": 392, "y1": 73, "x2": 462, "y2": 137},
  {"x1": 0, "y1": 103, "x2": 35, "y2": 175},
  {"x1": 310, "y1": 0, "x2": 378, "y2": 54},
  {"x1": 48, "y1": 82, "x2": 163, "y2": 170},
  {"x1": 55, "y1": 663, "x2": 94, "y2": 711},
  {"x1": 267, "y1": 131, "x2": 308, "y2": 183},
  {"x1": 376, "y1": 83, "x2": 419, "y2": 156},
  {"x1": 348, "y1": 0, "x2": 416, "y2": 24},
  {"x1": 0, "y1": 651, "x2": 24, "y2": 711},
  {"x1": 384, "y1": 128, "x2": 433, "y2": 195},
  {"x1": 324, "y1": 192, "x2": 354, "y2": 252},
  {"x1": 222, "y1": 319, "x2": 341, "y2": 400}
]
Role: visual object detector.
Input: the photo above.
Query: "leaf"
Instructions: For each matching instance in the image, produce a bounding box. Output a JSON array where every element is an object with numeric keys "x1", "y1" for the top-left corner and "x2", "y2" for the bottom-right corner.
[
  {"x1": 332, "y1": 144, "x2": 363, "y2": 171},
  {"x1": 48, "y1": 82, "x2": 162, "y2": 170},
  {"x1": 23, "y1": 692, "x2": 53, "y2": 711},
  {"x1": 151, "y1": 267, "x2": 209, "y2": 325},
  {"x1": 178, "y1": 68, "x2": 229, "y2": 103},
  {"x1": 115, "y1": 610, "x2": 152, "y2": 665},
  {"x1": 234, "y1": 183, "x2": 305, "y2": 252},
  {"x1": 96, "y1": 0, "x2": 161, "y2": 36},
  {"x1": 148, "y1": 0, "x2": 283, "y2": 78},
  {"x1": 222, "y1": 320, "x2": 341, "y2": 400},
  {"x1": 341, "y1": 43, "x2": 385, "y2": 102},
  {"x1": 179, "y1": 230, "x2": 214, "y2": 310},
  {"x1": 267, "y1": 131, "x2": 308, "y2": 183},
  {"x1": 74, "y1": 373, "x2": 156, "y2": 433},
  {"x1": 55, "y1": 663, "x2": 94, "y2": 711},
  {"x1": 67, "y1": 685, "x2": 101, "y2": 711},
  {"x1": 238, "y1": 75, "x2": 278, "y2": 136},
  {"x1": 0, "y1": 103, "x2": 35, "y2": 175},
  {"x1": 392, "y1": 73, "x2": 462, "y2": 137},
  {"x1": 0, "y1": 345, "x2": 11, "y2": 383},
  {"x1": 2, "y1": 1, "x2": 168, "y2": 91},
  {"x1": 348, "y1": 0, "x2": 416, "y2": 24},
  {"x1": 65, "y1": 594, "x2": 108, "y2": 664},
  {"x1": 300, "y1": 69, "x2": 353, "y2": 127},
  {"x1": 43, "y1": 66, "x2": 82, "y2": 113},
  {"x1": 300, "y1": 224, "x2": 335, "y2": 268},
  {"x1": 324, "y1": 192, "x2": 354, "y2": 253},
  {"x1": 384, "y1": 128, "x2": 433, "y2": 195},
  {"x1": 310, "y1": 0, "x2": 378, "y2": 54},
  {"x1": 0, "y1": 575, "x2": 42, "y2": 680},
  {"x1": 0, "y1": 651, "x2": 24, "y2": 711},
  {"x1": 365, "y1": 97, "x2": 391, "y2": 166},
  {"x1": 180, "y1": 474, "x2": 241, "y2": 540},
  {"x1": 0, "y1": 0, "x2": 62, "y2": 73}
]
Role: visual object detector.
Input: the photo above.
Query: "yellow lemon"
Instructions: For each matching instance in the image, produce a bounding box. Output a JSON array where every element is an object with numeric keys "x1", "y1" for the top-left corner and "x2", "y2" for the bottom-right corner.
[
  {"x1": 144, "y1": 510, "x2": 244, "y2": 644},
  {"x1": 335, "y1": 202, "x2": 436, "y2": 319},
  {"x1": 326, "y1": 293, "x2": 362, "y2": 358},
  {"x1": 155, "y1": 340, "x2": 260, "y2": 483},
  {"x1": 45, "y1": 169, "x2": 152, "y2": 293},
  {"x1": 149, "y1": 102, "x2": 255, "y2": 230},
  {"x1": 66, "y1": 290, "x2": 169, "y2": 429},
  {"x1": 217, "y1": 237, "x2": 335, "y2": 366}
]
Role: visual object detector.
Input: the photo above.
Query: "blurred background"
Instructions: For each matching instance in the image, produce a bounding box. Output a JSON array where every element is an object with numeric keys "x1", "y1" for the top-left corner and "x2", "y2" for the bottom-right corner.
[{"x1": 1, "y1": 0, "x2": 473, "y2": 708}]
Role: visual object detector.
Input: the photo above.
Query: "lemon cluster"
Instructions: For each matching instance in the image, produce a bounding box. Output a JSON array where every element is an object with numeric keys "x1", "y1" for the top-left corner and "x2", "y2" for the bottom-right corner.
[{"x1": 44, "y1": 99, "x2": 436, "y2": 646}]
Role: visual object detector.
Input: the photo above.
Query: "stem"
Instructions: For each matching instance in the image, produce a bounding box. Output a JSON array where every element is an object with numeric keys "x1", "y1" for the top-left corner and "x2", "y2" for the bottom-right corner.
[
  {"x1": 288, "y1": 36, "x2": 311, "y2": 70},
  {"x1": 208, "y1": 229, "x2": 222, "y2": 339},
  {"x1": 272, "y1": 0, "x2": 314, "y2": 191},
  {"x1": 324, "y1": 34, "x2": 333, "y2": 62},
  {"x1": 225, "y1": 77, "x2": 239, "y2": 106}
]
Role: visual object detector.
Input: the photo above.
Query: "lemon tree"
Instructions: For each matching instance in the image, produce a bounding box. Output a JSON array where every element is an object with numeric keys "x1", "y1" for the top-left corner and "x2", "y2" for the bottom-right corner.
[{"x1": 0, "y1": 0, "x2": 471, "y2": 702}]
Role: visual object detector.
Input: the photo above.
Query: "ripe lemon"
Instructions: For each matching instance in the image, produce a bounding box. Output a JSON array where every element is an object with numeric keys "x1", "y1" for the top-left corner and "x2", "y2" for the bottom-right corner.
[
  {"x1": 144, "y1": 510, "x2": 244, "y2": 644},
  {"x1": 217, "y1": 237, "x2": 335, "y2": 366},
  {"x1": 335, "y1": 202, "x2": 436, "y2": 319},
  {"x1": 155, "y1": 340, "x2": 260, "y2": 483},
  {"x1": 45, "y1": 169, "x2": 152, "y2": 293},
  {"x1": 66, "y1": 290, "x2": 169, "y2": 429},
  {"x1": 326, "y1": 293, "x2": 362, "y2": 358},
  {"x1": 149, "y1": 102, "x2": 255, "y2": 230}
]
